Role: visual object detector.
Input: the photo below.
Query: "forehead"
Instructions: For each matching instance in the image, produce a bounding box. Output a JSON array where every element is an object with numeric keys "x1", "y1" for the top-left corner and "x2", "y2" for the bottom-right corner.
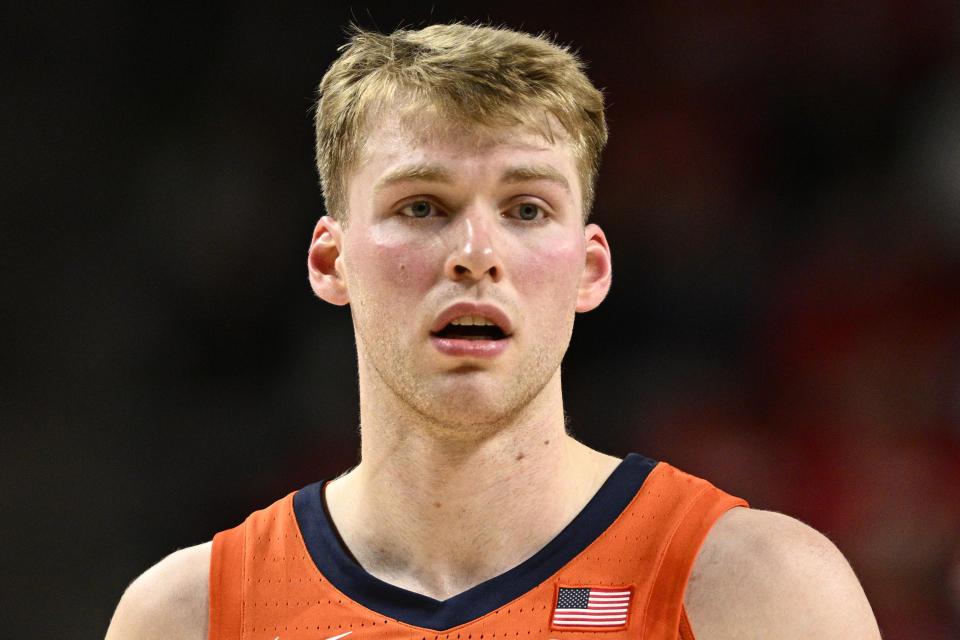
[{"x1": 350, "y1": 107, "x2": 582, "y2": 193}]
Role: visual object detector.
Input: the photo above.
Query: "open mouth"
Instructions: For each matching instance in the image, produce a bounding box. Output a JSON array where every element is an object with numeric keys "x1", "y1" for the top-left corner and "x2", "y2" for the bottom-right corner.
[{"x1": 432, "y1": 315, "x2": 507, "y2": 341}]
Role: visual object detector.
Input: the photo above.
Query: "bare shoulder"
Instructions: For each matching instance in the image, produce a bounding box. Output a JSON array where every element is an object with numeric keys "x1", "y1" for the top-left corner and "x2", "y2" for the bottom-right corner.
[
  {"x1": 105, "y1": 541, "x2": 211, "y2": 640},
  {"x1": 684, "y1": 507, "x2": 880, "y2": 640}
]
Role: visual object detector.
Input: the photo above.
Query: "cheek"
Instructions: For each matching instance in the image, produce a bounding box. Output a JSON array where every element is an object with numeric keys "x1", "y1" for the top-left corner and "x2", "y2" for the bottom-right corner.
[
  {"x1": 512, "y1": 234, "x2": 584, "y2": 295},
  {"x1": 347, "y1": 226, "x2": 440, "y2": 292}
]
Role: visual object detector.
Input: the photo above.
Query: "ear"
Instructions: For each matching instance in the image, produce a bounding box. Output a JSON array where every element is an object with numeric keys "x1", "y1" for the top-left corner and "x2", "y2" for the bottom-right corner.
[
  {"x1": 307, "y1": 216, "x2": 349, "y2": 306},
  {"x1": 576, "y1": 223, "x2": 612, "y2": 312}
]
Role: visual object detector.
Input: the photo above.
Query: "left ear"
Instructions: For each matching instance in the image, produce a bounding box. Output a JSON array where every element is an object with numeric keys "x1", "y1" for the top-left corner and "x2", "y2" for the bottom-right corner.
[{"x1": 576, "y1": 223, "x2": 612, "y2": 312}]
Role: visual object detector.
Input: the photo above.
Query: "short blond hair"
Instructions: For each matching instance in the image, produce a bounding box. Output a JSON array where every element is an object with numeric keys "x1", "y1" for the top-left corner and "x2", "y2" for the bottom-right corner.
[{"x1": 314, "y1": 23, "x2": 608, "y2": 222}]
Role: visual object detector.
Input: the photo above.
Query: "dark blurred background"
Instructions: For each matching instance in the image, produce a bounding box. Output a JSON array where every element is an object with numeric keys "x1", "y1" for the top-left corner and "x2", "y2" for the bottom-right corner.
[{"x1": 3, "y1": 1, "x2": 959, "y2": 638}]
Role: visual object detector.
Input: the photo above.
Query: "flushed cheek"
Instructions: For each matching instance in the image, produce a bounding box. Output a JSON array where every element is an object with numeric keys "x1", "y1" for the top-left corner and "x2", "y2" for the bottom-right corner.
[
  {"x1": 511, "y1": 236, "x2": 584, "y2": 293},
  {"x1": 350, "y1": 228, "x2": 442, "y2": 290}
]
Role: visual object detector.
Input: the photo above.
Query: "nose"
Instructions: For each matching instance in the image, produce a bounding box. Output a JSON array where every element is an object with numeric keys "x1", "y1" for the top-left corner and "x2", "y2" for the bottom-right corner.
[{"x1": 444, "y1": 212, "x2": 504, "y2": 283}]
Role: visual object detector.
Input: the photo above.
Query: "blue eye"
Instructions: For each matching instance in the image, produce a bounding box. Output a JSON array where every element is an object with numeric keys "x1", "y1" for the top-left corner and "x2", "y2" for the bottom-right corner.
[
  {"x1": 401, "y1": 200, "x2": 435, "y2": 218},
  {"x1": 515, "y1": 203, "x2": 542, "y2": 221}
]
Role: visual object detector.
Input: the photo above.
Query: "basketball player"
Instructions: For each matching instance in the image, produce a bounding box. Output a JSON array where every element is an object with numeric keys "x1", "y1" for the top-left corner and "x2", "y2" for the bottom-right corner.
[{"x1": 106, "y1": 24, "x2": 881, "y2": 639}]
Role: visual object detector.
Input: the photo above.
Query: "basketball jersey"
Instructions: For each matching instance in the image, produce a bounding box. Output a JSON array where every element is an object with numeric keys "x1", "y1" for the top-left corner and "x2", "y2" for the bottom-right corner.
[{"x1": 210, "y1": 454, "x2": 747, "y2": 640}]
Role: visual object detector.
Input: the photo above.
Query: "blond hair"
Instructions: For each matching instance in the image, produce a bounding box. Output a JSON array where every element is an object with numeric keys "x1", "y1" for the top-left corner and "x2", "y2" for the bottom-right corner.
[{"x1": 314, "y1": 23, "x2": 608, "y2": 222}]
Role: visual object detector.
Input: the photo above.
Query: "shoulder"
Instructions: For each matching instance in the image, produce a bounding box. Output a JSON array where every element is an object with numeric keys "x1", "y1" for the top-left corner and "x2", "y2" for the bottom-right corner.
[
  {"x1": 684, "y1": 507, "x2": 880, "y2": 640},
  {"x1": 105, "y1": 541, "x2": 211, "y2": 640}
]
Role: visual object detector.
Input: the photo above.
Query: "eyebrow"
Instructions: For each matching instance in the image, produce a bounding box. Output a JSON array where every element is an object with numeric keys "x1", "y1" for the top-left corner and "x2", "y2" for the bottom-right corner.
[
  {"x1": 374, "y1": 164, "x2": 455, "y2": 192},
  {"x1": 373, "y1": 163, "x2": 571, "y2": 193},
  {"x1": 500, "y1": 164, "x2": 571, "y2": 193}
]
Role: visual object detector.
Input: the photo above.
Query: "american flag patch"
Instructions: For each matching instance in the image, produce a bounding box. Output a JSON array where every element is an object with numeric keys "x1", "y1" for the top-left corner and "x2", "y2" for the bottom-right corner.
[{"x1": 551, "y1": 585, "x2": 632, "y2": 629}]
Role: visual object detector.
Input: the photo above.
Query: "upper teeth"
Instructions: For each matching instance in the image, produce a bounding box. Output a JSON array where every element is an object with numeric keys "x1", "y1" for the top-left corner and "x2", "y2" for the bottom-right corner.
[{"x1": 450, "y1": 315, "x2": 496, "y2": 327}]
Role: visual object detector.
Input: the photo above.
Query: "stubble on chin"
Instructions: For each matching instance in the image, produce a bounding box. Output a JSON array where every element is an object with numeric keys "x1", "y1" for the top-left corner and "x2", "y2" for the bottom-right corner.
[{"x1": 357, "y1": 325, "x2": 566, "y2": 440}]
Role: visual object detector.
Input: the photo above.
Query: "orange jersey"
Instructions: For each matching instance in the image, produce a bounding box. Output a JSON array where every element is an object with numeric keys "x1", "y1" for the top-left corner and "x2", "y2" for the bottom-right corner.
[{"x1": 210, "y1": 455, "x2": 746, "y2": 640}]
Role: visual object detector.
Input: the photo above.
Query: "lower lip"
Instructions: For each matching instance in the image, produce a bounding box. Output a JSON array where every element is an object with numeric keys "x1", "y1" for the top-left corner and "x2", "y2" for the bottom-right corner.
[{"x1": 430, "y1": 335, "x2": 510, "y2": 358}]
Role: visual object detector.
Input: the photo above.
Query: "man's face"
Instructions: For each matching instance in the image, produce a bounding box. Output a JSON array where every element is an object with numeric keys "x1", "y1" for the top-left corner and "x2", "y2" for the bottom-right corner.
[{"x1": 318, "y1": 111, "x2": 610, "y2": 430}]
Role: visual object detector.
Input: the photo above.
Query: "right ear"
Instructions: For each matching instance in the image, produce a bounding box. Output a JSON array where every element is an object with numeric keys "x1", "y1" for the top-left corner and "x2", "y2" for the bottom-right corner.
[{"x1": 307, "y1": 216, "x2": 349, "y2": 305}]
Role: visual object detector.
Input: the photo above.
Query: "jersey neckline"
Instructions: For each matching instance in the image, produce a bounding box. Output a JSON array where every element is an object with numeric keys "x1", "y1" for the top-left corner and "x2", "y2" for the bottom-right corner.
[{"x1": 293, "y1": 453, "x2": 658, "y2": 631}]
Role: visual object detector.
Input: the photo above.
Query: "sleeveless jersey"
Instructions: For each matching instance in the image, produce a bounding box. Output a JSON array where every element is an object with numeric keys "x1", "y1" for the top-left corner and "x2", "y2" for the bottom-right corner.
[{"x1": 210, "y1": 454, "x2": 746, "y2": 640}]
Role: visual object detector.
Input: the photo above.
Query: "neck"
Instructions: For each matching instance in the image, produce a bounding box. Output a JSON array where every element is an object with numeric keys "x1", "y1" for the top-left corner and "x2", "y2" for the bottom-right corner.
[{"x1": 324, "y1": 370, "x2": 620, "y2": 600}]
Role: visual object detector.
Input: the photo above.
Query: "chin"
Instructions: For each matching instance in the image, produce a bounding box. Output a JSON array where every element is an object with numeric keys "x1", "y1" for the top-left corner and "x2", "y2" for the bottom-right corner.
[
  {"x1": 418, "y1": 397, "x2": 512, "y2": 428},
  {"x1": 411, "y1": 382, "x2": 546, "y2": 436}
]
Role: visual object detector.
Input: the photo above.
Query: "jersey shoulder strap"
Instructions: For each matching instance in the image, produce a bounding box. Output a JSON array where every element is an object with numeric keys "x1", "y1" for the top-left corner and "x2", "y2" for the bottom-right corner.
[
  {"x1": 590, "y1": 462, "x2": 746, "y2": 639},
  {"x1": 209, "y1": 491, "x2": 301, "y2": 640}
]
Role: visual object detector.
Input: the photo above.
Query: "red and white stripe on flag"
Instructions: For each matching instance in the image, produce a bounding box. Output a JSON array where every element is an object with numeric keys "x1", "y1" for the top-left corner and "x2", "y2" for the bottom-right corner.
[{"x1": 551, "y1": 585, "x2": 632, "y2": 630}]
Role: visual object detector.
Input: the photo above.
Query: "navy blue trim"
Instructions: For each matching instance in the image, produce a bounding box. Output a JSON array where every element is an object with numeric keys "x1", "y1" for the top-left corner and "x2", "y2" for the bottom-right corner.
[{"x1": 293, "y1": 453, "x2": 658, "y2": 631}]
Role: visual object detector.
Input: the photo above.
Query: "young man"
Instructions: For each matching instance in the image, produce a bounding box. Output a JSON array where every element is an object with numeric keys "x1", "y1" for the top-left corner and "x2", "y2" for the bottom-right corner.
[{"x1": 106, "y1": 24, "x2": 881, "y2": 640}]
